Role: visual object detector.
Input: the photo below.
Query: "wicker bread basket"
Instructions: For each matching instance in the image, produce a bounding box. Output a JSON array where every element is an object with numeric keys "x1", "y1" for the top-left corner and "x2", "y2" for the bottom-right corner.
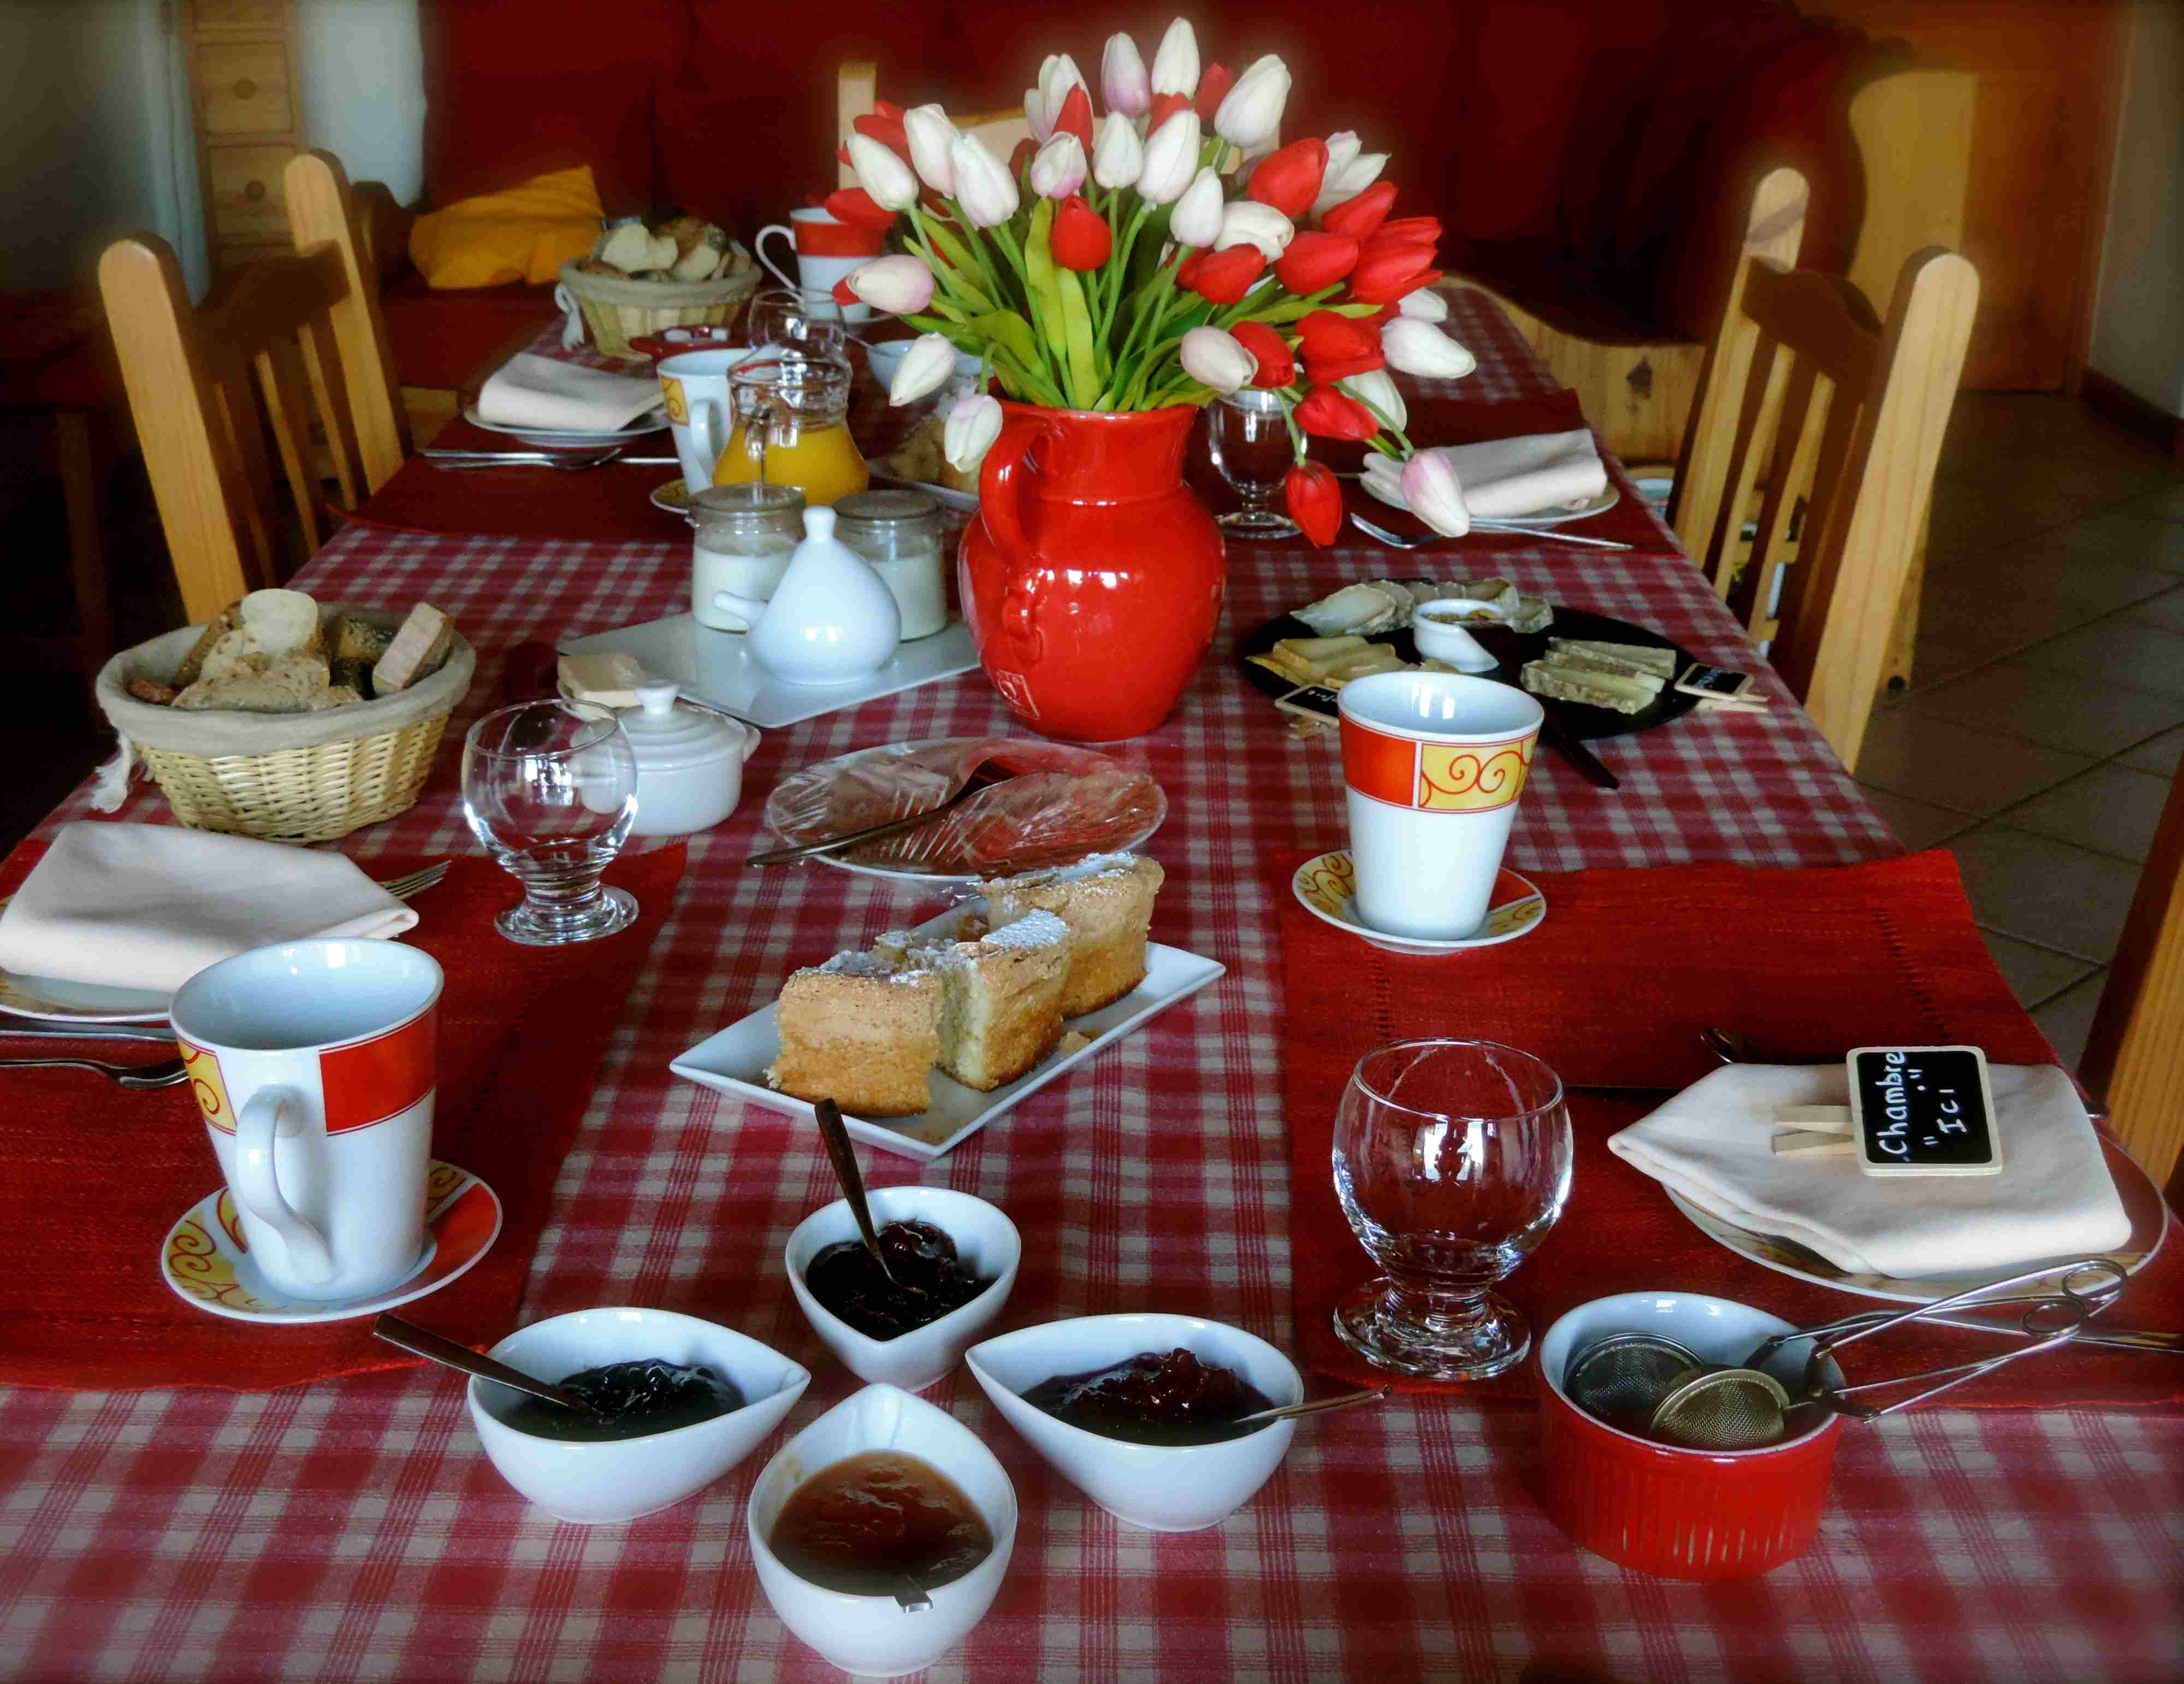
[
  {"x1": 558, "y1": 248, "x2": 761, "y2": 361},
  {"x1": 94, "y1": 606, "x2": 476, "y2": 844}
]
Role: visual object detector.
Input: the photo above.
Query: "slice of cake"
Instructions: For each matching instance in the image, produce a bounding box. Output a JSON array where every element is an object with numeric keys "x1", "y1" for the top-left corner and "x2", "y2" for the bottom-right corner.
[
  {"x1": 914, "y1": 910, "x2": 1073, "y2": 1091},
  {"x1": 980, "y1": 853, "x2": 1165, "y2": 1017},
  {"x1": 767, "y1": 950, "x2": 941, "y2": 1117}
]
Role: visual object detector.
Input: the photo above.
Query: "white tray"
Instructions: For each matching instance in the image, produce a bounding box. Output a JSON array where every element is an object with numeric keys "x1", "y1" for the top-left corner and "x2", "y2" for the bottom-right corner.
[
  {"x1": 670, "y1": 901, "x2": 1224, "y2": 1160},
  {"x1": 560, "y1": 614, "x2": 980, "y2": 729}
]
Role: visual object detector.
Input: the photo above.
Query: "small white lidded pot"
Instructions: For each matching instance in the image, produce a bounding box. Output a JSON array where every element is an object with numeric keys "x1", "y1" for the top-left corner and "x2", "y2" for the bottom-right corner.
[
  {"x1": 1410, "y1": 601, "x2": 1504, "y2": 674},
  {"x1": 622, "y1": 682, "x2": 760, "y2": 836}
]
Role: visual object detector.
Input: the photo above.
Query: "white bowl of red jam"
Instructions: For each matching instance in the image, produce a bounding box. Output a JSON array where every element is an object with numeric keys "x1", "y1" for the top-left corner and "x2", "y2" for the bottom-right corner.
[
  {"x1": 467, "y1": 1305, "x2": 810, "y2": 1524},
  {"x1": 966, "y1": 1313, "x2": 1305, "y2": 1531},
  {"x1": 784, "y1": 1186, "x2": 1020, "y2": 1390}
]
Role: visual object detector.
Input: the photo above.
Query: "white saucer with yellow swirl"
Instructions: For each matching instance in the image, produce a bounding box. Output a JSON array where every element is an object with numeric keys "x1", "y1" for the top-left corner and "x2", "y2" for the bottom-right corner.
[
  {"x1": 1291, "y1": 850, "x2": 1546, "y2": 955},
  {"x1": 159, "y1": 1160, "x2": 502, "y2": 1325}
]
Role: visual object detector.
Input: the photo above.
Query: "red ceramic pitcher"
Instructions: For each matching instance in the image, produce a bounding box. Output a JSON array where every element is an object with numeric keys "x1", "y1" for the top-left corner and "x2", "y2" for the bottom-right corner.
[{"x1": 960, "y1": 403, "x2": 1226, "y2": 742}]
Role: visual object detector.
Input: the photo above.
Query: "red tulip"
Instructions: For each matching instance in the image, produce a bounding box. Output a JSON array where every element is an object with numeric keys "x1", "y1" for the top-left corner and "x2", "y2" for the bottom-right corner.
[
  {"x1": 1178, "y1": 244, "x2": 1267, "y2": 305},
  {"x1": 1247, "y1": 138, "x2": 1327, "y2": 218},
  {"x1": 873, "y1": 98, "x2": 905, "y2": 120},
  {"x1": 1348, "y1": 245, "x2": 1442, "y2": 304},
  {"x1": 853, "y1": 111, "x2": 910, "y2": 158},
  {"x1": 1009, "y1": 135, "x2": 1039, "y2": 177},
  {"x1": 1194, "y1": 61, "x2": 1235, "y2": 122},
  {"x1": 1274, "y1": 232, "x2": 1359, "y2": 294},
  {"x1": 1369, "y1": 215, "x2": 1442, "y2": 249},
  {"x1": 824, "y1": 187, "x2": 900, "y2": 229},
  {"x1": 1295, "y1": 384, "x2": 1380, "y2": 441},
  {"x1": 1228, "y1": 320, "x2": 1296, "y2": 388},
  {"x1": 1149, "y1": 90, "x2": 1193, "y2": 127},
  {"x1": 1053, "y1": 85, "x2": 1095, "y2": 152},
  {"x1": 1051, "y1": 194, "x2": 1112, "y2": 270},
  {"x1": 1285, "y1": 459, "x2": 1342, "y2": 546},
  {"x1": 1321, "y1": 180, "x2": 1396, "y2": 241},
  {"x1": 1296, "y1": 310, "x2": 1383, "y2": 382}
]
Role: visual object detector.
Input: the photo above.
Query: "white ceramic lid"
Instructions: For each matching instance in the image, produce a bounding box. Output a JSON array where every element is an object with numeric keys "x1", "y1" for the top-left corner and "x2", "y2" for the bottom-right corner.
[{"x1": 622, "y1": 682, "x2": 752, "y2": 773}]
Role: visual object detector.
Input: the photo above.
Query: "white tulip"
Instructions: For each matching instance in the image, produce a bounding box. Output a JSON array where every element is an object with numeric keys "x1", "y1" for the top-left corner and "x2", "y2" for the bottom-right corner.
[
  {"x1": 1038, "y1": 53, "x2": 1087, "y2": 137},
  {"x1": 1396, "y1": 285, "x2": 1450, "y2": 322},
  {"x1": 848, "y1": 133, "x2": 918, "y2": 213},
  {"x1": 1150, "y1": 17, "x2": 1199, "y2": 97},
  {"x1": 1215, "y1": 200, "x2": 1293, "y2": 261},
  {"x1": 1092, "y1": 111, "x2": 1143, "y2": 191},
  {"x1": 1029, "y1": 133, "x2": 1087, "y2": 200},
  {"x1": 1213, "y1": 54, "x2": 1291, "y2": 150},
  {"x1": 1312, "y1": 146, "x2": 1388, "y2": 218},
  {"x1": 944, "y1": 392, "x2": 1004, "y2": 472},
  {"x1": 902, "y1": 104, "x2": 960, "y2": 197},
  {"x1": 1170, "y1": 166, "x2": 1226, "y2": 247},
  {"x1": 1102, "y1": 32, "x2": 1150, "y2": 117},
  {"x1": 1179, "y1": 325, "x2": 1257, "y2": 394},
  {"x1": 951, "y1": 133, "x2": 1021, "y2": 228},
  {"x1": 1136, "y1": 109, "x2": 1202, "y2": 206},
  {"x1": 1023, "y1": 86, "x2": 1049, "y2": 141},
  {"x1": 1341, "y1": 367, "x2": 1407, "y2": 432},
  {"x1": 1383, "y1": 317, "x2": 1476, "y2": 380},
  {"x1": 1323, "y1": 131, "x2": 1361, "y2": 179},
  {"x1": 887, "y1": 333, "x2": 961, "y2": 406}
]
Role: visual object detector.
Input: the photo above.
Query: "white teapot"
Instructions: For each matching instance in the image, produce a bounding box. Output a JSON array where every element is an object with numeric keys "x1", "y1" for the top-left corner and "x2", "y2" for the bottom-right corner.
[{"x1": 710, "y1": 506, "x2": 901, "y2": 687}]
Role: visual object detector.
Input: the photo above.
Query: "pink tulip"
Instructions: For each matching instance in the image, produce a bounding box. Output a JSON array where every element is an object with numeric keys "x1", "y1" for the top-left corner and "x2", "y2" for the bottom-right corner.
[
  {"x1": 1401, "y1": 451, "x2": 1470, "y2": 536},
  {"x1": 1029, "y1": 133, "x2": 1087, "y2": 200},
  {"x1": 842, "y1": 254, "x2": 934, "y2": 316},
  {"x1": 1102, "y1": 32, "x2": 1150, "y2": 117}
]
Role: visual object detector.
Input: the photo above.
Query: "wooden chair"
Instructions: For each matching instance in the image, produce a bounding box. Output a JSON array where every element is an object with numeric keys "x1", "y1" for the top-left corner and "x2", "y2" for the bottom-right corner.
[
  {"x1": 97, "y1": 150, "x2": 405, "y2": 623},
  {"x1": 1668, "y1": 243, "x2": 1978, "y2": 773},
  {"x1": 2081, "y1": 764, "x2": 2184, "y2": 1189},
  {"x1": 838, "y1": 62, "x2": 1029, "y2": 188}
]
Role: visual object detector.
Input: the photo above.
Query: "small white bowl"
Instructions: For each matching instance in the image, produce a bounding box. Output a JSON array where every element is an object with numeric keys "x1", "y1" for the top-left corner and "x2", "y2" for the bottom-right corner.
[
  {"x1": 467, "y1": 1306, "x2": 810, "y2": 1525},
  {"x1": 748, "y1": 1382, "x2": 1017, "y2": 1677},
  {"x1": 966, "y1": 1313, "x2": 1303, "y2": 1532},
  {"x1": 785, "y1": 1186, "x2": 1020, "y2": 1391},
  {"x1": 863, "y1": 337, "x2": 981, "y2": 392},
  {"x1": 1411, "y1": 602, "x2": 1504, "y2": 673}
]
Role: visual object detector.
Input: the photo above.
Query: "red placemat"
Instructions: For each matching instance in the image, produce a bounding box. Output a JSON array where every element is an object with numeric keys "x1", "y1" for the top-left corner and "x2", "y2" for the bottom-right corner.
[
  {"x1": 342, "y1": 415, "x2": 688, "y2": 542},
  {"x1": 0, "y1": 842, "x2": 685, "y2": 1391},
  {"x1": 1279, "y1": 848, "x2": 2183, "y2": 1408}
]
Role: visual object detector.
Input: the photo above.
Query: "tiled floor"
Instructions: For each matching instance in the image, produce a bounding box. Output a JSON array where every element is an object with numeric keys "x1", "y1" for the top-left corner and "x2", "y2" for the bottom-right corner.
[{"x1": 1856, "y1": 394, "x2": 2184, "y2": 1068}]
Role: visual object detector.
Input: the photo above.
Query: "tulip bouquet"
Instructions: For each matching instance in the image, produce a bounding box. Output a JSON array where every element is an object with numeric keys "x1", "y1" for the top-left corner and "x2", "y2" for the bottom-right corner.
[{"x1": 825, "y1": 16, "x2": 1478, "y2": 545}]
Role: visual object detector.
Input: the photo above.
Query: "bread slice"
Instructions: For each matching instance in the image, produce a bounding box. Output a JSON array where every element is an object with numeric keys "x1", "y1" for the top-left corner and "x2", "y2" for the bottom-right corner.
[
  {"x1": 173, "y1": 652, "x2": 334, "y2": 713},
  {"x1": 915, "y1": 911, "x2": 1072, "y2": 1090},
  {"x1": 767, "y1": 953, "x2": 942, "y2": 1118},
  {"x1": 169, "y1": 599, "x2": 242, "y2": 688},
  {"x1": 331, "y1": 614, "x2": 394, "y2": 666},
  {"x1": 192, "y1": 589, "x2": 326, "y2": 685},
  {"x1": 374, "y1": 604, "x2": 455, "y2": 693},
  {"x1": 980, "y1": 854, "x2": 1165, "y2": 1017}
]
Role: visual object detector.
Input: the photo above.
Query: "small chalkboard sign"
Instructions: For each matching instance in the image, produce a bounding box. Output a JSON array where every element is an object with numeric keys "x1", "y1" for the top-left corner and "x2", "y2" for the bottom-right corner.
[{"x1": 1845, "y1": 1045, "x2": 2002, "y2": 1178}]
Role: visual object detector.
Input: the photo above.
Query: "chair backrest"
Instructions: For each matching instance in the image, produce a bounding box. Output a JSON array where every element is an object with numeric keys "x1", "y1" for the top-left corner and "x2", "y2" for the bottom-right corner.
[
  {"x1": 1672, "y1": 241, "x2": 1978, "y2": 771},
  {"x1": 2080, "y1": 761, "x2": 2184, "y2": 1190},
  {"x1": 837, "y1": 61, "x2": 1030, "y2": 189},
  {"x1": 97, "y1": 151, "x2": 404, "y2": 623}
]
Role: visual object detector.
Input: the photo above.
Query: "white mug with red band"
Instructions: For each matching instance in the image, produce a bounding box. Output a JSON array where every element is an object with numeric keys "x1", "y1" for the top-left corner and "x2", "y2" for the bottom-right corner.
[
  {"x1": 659, "y1": 345, "x2": 758, "y2": 491},
  {"x1": 171, "y1": 940, "x2": 444, "y2": 1302},
  {"x1": 1337, "y1": 671, "x2": 1545, "y2": 941},
  {"x1": 754, "y1": 207, "x2": 883, "y2": 323}
]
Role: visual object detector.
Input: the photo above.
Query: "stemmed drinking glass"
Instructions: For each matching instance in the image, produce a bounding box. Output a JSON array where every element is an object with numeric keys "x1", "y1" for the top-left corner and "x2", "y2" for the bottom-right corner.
[
  {"x1": 1331, "y1": 1039, "x2": 1574, "y2": 1380},
  {"x1": 1206, "y1": 388, "x2": 1300, "y2": 538},
  {"x1": 462, "y1": 701, "x2": 639, "y2": 947},
  {"x1": 745, "y1": 286, "x2": 850, "y2": 367}
]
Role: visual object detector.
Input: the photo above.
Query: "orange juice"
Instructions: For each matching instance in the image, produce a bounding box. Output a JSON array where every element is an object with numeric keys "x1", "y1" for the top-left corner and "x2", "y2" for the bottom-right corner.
[{"x1": 713, "y1": 421, "x2": 869, "y2": 505}]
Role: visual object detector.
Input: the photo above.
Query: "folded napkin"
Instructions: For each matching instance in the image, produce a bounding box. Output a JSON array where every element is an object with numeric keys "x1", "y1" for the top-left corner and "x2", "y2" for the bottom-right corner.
[
  {"x1": 1363, "y1": 427, "x2": 1608, "y2": 520},
  {"x1": 0, "y1": 823, "x2": 418, "y2": 994},
  {"x1": 1608, "y1": 1063, "x2": 2132, "y2": 1278},
  {"x1": 474, "y1": 351, "x2": 663, "y2": 434}
]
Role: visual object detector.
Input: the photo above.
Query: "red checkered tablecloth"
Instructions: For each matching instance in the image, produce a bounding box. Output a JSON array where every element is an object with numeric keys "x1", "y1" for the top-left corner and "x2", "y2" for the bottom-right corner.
[{"x1": 2, "y1": 293, "x2": 2176, "y2": 1682}]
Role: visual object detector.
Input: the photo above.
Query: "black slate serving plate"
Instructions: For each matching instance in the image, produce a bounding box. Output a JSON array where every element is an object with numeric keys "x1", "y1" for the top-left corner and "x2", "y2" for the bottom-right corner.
[{"x1": 1238, "y1": 604, "x2": 1700, "y2": 742}]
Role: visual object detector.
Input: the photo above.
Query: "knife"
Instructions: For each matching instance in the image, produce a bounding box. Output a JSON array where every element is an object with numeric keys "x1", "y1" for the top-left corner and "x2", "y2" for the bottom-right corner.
[
  {"x1": 1540, "y1": 712, "x2": 1620, "y2": 790},
  {"x1": 0, "y1": 1021, "x2": 179, "y2": 1044}
]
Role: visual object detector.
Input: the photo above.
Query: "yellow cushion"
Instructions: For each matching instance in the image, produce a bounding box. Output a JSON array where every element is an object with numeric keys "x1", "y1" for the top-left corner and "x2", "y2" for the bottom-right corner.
[{"x1": 408, "y1": 166, "x2": 603, "y2": 289}]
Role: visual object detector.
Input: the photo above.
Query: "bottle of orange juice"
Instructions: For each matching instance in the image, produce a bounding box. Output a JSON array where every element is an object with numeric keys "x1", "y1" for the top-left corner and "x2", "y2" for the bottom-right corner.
[{"x1": 714, "y1": 357, "x2": 869, "y2": 505}]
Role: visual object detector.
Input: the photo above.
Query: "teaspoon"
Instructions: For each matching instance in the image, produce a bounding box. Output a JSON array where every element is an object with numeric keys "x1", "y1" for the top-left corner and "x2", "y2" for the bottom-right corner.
[
  {"x1": 373, "y1": 1314, "x2": 597, "y2": 1414},
  {"x1": 812, "y1": 1098, "x2": 920, "y2": 1296}
]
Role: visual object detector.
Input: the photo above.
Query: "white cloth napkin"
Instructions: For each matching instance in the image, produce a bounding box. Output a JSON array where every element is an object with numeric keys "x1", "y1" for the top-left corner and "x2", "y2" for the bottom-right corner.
[
  {"x1": 1363, "y1": 427, "x2": 1609, "y2": 519},
  {"x1": 0, "y1": 823, "x2": 418, "y2": 994},
  {"x1": 475, "y1": 352, "x2": 664, "y2": 434},
  {"x1": 1607, "y1": 1063, "x2": 2132, "y2": 1278}
]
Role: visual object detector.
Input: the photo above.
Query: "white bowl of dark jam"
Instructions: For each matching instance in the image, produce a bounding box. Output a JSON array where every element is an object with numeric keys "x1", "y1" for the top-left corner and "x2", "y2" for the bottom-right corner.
[
  {"x1": 467, "y1": 1306, "x2": 811, "y2": 1524},
  {"x1": 966, "y1": 1313, "x2": 1304, "y2": 1531},
  {"x1": 784, "y1": 1186, "x2": 1020, "y2": 1391}
]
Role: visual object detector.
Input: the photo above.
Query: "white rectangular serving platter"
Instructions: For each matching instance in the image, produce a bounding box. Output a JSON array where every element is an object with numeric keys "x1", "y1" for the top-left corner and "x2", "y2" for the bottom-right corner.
[
  {"x1": 670, "y1": 901, "x2": 1225, "y2": 1160},
  {"x1": 560, "y1": 614, "x2": 979, "y2": 729}
]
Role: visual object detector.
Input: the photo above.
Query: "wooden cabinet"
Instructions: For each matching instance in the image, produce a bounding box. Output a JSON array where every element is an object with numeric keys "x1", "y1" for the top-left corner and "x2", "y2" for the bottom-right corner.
[{"x1": 180, "y1": 0, "x2": 306, "y2": 274}]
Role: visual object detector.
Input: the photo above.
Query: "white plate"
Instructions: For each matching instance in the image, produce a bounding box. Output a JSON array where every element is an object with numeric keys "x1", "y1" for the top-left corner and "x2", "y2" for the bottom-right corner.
[
  {"x1": 461, "y1": 404, "x2": 668, "y2": 448},
  {"x1": 1363, "y1": 475, "x2": 1621, "y2": 528},
  {"x1": 671, "y1": 900, "x2": 1224, "y2": 1160},
  {"x1": 1290, "y1": 850, "x2": 1546, "y2": 955},
  {"x1": 559, "y1": 613, "x2": 980, "y2": 730},
  {"x1": 868, "y1": 467, "x2": 978, "y2": 513},
  {"x1": 0, "y1": 897, "x2": 173, "y2": 1021},
  {"x1": 1663, "y1": 1133, "x2": 2170, "y2": 1306}
]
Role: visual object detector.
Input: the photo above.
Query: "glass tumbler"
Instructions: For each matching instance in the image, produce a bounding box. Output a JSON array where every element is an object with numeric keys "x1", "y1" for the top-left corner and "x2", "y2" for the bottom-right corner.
[
  {"x1": 1331, "y1": 1039, "x2": 1573, "y2": 1380},
  {"x1": 462, "y1": 701, "x2": 640, "y2": 947},
  {"x1": 1207, "y1": 388, "x2": 1300, "y2": 538}
]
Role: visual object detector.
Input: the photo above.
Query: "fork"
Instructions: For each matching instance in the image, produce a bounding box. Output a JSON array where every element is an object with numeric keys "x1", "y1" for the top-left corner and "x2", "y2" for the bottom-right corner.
[
  {"x1": 0, "y1": 1054, "x2": 189, "y2": 1089},
  {"x1": 375, "y1": 861, "x2": 452, "y2": 900},
  {"x1": 424, "y1": 447, "x2": 630, "y2": 470},
  {"x1": 1350, "y1": 511, "x2": 1633, "y2": 553}
]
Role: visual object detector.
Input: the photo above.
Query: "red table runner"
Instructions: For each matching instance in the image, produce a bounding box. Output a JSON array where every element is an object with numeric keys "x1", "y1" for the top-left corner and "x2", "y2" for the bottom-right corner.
[
  {"x1": 0, "y1": 844, "x2": 685, "y2": 1391},
  {"x1": 1279, "y1": 849, "x2": 2183, "y2": 1407}
]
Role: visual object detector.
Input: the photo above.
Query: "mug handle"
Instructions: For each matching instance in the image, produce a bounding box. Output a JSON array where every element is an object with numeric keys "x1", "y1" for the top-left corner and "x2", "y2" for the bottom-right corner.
[
  {"x1": 754, "y1": 225, "x2": 800, "y2": 292},
  {"x1": 686, "y1": 395, "x2": 727, "y2": 485},
  {"x1": 231, "y1": 1087, "x2": 336, "y2": 1286},
  {"x1": 552, "y1": 281, "x2": 583, "y2": 350}
]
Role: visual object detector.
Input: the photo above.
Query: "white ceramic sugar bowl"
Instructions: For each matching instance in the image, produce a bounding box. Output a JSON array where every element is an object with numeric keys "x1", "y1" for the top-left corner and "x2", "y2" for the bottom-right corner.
[
  {"x1": 712, "y1": 505, "x2": 901, "y2": 686},
  {"x1": 621, "y1": 682, "x2": 761, "y2": 835}
]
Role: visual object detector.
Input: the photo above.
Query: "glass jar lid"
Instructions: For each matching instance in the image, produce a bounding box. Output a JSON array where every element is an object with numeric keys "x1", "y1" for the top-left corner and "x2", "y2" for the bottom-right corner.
[
  {"x1": 686, "y1": 482, "x2": 805, "y2": 526},
  {"x1": 833, "y1": 488, "x2": 940, "y2": 528},
  {"x1": 619, "y1": 682, "x2": 754, "y2": 774}
]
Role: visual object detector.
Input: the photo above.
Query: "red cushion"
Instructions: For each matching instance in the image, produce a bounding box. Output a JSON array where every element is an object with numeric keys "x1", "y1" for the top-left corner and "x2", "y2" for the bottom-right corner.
[
  {"x1": 423, "y1": 65, "x2": 657, "y2": 211},
  {"x1": 376, "y1": 267, "x2": 560, "y2": 392}
]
